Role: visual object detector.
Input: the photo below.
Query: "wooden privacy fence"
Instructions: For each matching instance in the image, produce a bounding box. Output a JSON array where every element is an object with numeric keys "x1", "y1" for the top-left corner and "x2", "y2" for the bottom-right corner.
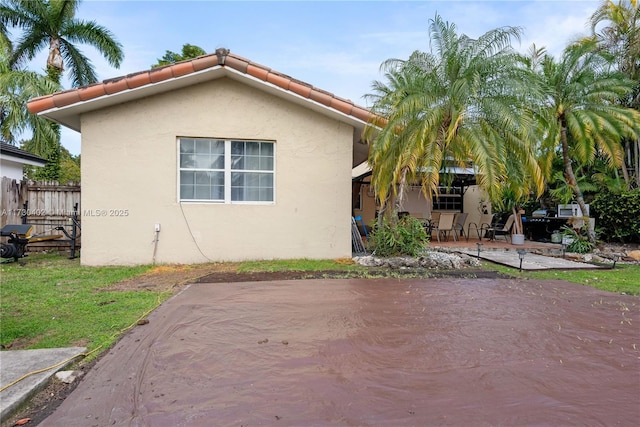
[{"x1": 1, "y1": 177, "x2": 81, "y2": 254}]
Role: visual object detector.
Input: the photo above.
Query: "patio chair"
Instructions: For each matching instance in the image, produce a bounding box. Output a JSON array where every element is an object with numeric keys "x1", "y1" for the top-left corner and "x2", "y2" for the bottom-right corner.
[
  {"x1": 432, "y1": 212, "x2": 456, "y2": 242},
  {"x1": 466, "y1": 213, "x2": 494, "y2": 241},
  {"x1": 452, "y1": 212, "x2": 468, "y2": 240},
  {"x1": 488, "y1": 214, "x2": 515, "y2": 242}
]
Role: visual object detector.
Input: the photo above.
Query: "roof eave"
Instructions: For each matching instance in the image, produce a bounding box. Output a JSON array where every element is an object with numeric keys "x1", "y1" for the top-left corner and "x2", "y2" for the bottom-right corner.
[
  {"x1": 35, "y1": 66, "x2": 228, "y2": 132},
  {"x1": 2, "y1": 156, "x2": 47, "y2": 167},
  {"x1": 35, "y1": 65, "x2": 372, "y2": 136},
  {"x1": 223, "y1": 67, "x2": 369, "y2": 132}
]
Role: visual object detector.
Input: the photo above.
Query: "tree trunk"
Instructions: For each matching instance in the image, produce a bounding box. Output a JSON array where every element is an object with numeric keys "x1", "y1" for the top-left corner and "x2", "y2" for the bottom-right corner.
[
  {"x1": 376, "y1": 192, "x2": 390, "y2": 228},
  {"x1": 560, "y1": 123, "x2": 596, "y2": 244},
  {"x1": 39, "y1": 37, "x2": 64, "y2": 182},
  {"x1": 47, "y1": 38, "x2": 63, "y2": 73},
  {"x1": 394, "y1": 167, "x2": 409, "y2": 213},
  {"x1": 635, "y1": 137, "x2": 640, "y2": 188},
  {"x1": 621, "y1": 139, "x2": 631, "y2": 187}
]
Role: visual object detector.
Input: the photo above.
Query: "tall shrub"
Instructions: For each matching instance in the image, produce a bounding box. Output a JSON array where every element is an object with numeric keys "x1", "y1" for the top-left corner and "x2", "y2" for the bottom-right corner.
[
  {"x1": 368, "y1": 216, "x2": 428, "y2": 257},
  {"x1": 591, "y1": 189, "x2": 640, "y2": 242}
]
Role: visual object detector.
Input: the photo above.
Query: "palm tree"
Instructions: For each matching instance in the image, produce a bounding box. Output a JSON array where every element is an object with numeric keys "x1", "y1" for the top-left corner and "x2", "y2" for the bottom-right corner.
[
  {"x1": 588, "y1": 0, "x2": 639, "y2": 187},
  {"x1": 364, "y1": 63, "x2": 426, "y2": 217},
  {"x1": 364, "y1": 14, "x2": 545, "y2": 222},
  {"x1": 1, "y1": 0, "x2": 123, "y2": 85},
  {"x1": 0, "y1": 35, "x2": 58, "y2": 152},
  {"x1": 590, "y1": 0, "x2": 639, "y2": 87},
  {"x1": 527, "y1": 40, "x2": 640, "y2": 244},
  {"x1": 1, "y1": 0, "x2": 123, "y2": 180}
]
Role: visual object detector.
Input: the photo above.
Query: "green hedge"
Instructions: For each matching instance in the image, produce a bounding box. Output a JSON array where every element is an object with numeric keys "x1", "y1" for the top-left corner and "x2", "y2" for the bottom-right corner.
[{"x1": 591, "y1": 189, "x2": 640, "y2": 243}]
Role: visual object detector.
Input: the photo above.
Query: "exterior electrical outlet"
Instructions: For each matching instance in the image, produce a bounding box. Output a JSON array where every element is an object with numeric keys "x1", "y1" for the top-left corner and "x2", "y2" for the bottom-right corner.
[{"x1": 155, "y1": 224, "x2": 161, "y2": 232}]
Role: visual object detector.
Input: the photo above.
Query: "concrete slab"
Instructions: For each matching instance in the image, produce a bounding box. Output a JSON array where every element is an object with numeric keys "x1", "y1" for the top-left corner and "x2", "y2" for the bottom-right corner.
[
  {"x1": 0, "y1": 347, "x2": 85, "y2": 420},
  {"x1": 458, "y1": 249, "x2": 603, "y2": 270}
]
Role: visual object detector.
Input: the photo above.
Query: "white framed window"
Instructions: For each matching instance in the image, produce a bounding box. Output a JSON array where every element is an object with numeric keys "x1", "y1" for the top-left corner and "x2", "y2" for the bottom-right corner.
[{"x1": 179, "y1": 137, "x2": 275, "y2": 203}]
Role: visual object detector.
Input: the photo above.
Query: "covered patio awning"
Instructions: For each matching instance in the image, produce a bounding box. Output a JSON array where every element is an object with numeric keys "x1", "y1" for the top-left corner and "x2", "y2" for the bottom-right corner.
[{"x1": 352, "y1": 162, "x2": 478, "y2": 188}]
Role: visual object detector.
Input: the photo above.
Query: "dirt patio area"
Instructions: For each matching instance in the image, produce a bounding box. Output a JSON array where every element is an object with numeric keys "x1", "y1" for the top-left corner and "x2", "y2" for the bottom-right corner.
[{"x1": 35, "y1": 276, "x2": 639, "y2": 426}]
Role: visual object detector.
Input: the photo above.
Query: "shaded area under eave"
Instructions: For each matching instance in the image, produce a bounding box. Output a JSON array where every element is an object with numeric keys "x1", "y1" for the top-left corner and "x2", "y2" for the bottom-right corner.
[{"x1": 352, "y1": 162, "x2": 478, "y2": 188}]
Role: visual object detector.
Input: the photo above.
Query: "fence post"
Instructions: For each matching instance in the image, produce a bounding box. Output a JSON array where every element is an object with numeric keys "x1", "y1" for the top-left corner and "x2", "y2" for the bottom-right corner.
[
  {"x1": 69, "y1": 202, "x2": 79, "y2": 259},
  {"x1": 21, "y1": 201, "x2": 28, "y2": 224}
]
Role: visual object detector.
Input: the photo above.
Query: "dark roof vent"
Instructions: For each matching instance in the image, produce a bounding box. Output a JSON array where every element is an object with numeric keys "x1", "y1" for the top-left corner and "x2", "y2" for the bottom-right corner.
[{"x1": 215, "y1": 48, "x2": 230, "y2": 65}]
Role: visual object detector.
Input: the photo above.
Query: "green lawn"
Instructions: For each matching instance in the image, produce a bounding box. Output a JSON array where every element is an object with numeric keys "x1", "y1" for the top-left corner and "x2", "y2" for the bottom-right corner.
[
  {"x1": 0, "y1": 253, "x2": 159, "y2": 355},
  {"x1": 487, "y1": 263, "x2": 640, "y2": 295}
]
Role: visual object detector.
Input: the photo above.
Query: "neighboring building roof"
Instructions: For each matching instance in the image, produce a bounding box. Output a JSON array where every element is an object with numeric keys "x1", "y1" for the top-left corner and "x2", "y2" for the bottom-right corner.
[
  {"x1": 26, "y1": 48, "x2": 381, "y2": 165},
  {"x1": 0, "y1": 142, "x2": 47, "y2": 166}
]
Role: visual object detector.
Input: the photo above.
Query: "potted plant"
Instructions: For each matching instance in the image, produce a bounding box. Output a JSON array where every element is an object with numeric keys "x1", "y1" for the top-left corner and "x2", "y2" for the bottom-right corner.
[{"x1": 493, "y1": 188, "x2": 527, "y2": 245}]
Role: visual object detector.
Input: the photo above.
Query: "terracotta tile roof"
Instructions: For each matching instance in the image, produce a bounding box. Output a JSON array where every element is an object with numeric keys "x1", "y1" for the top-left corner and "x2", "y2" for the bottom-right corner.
[{"x1": 27, "y1": 48, "x2": 383, "y2": 128}]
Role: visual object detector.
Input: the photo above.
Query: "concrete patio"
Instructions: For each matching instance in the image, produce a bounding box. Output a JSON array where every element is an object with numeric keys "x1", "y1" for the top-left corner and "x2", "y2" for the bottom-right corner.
[{"x1": 433, "y1": 234, "x2": 609, "y2": 270}]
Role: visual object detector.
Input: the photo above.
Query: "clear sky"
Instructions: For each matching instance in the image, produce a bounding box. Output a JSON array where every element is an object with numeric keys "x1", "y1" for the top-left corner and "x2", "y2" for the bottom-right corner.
[{"x1": 18, "y1": 0, "x2": 602, "y2": 155}]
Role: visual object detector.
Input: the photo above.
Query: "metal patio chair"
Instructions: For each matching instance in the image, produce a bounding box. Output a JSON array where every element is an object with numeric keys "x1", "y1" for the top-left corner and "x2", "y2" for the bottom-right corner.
[
  {"x1": 467, "y1": 213, "x2": 494, "y2": 241},
  {"x1": 432, "y1": 212, "x2": 457, "y2": 242},
  {"x1": 452, "y1": 212, "x2": 468, "y2": 241},
  {"x1": 487, "y1": 214, "x2": 515, "y2": 242}
]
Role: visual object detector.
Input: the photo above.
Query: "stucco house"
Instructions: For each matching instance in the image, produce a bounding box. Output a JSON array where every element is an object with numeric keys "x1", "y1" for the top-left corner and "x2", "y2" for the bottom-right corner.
[
  {"x1": 0, "y1": 142, "x2": 47, "y2": 180},
  {"x1": 28, "y1": 48, "x2": 373, "y2": 266}
]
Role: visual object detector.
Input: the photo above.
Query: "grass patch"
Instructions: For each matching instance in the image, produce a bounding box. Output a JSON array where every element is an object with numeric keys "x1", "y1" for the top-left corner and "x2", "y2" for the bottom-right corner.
[
  {"x1": 0, "y1": 253, "x2": 164, "y2": 354},
  {"x1": 487, "y1": 263, "x2": 640, "y2": 295}
]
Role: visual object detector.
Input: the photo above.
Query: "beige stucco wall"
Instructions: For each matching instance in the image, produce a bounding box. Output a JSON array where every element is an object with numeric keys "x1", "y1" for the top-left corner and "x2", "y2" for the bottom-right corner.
[
  {"x1": 463, "y1": 185, "x2": 488, "y2": 230},
  {"x1": 80, "y1": 78, "x2": 353, "y2": 265}
]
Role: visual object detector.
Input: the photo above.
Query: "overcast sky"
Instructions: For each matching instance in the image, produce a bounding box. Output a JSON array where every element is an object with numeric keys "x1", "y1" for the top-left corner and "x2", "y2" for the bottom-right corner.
[{"x1": 17, "y1": 0, "x2": 602, "y2": 155}]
